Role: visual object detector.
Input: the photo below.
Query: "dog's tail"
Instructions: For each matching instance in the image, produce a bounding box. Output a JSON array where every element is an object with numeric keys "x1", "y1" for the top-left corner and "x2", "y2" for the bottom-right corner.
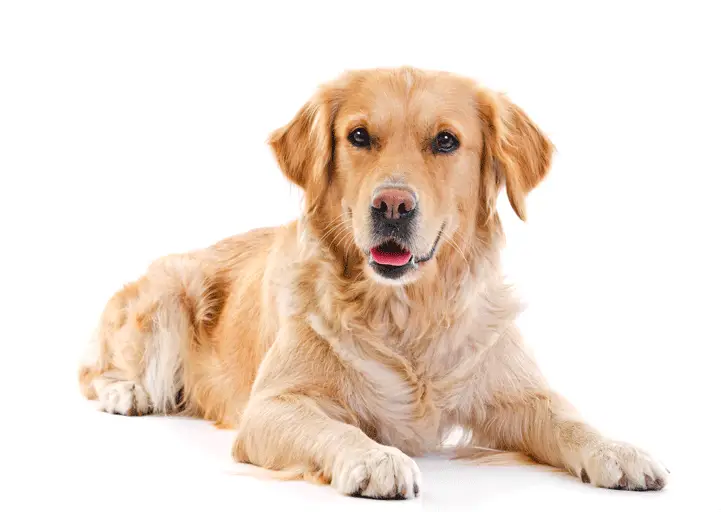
[
  {"x1": 226, "y1": 447, "x2": 562, "y2": 486},
  {"x1": 226, "y1": 464, "x2": 331, "y2": 485},
  {"x1": 450, "y1": 446, "x2": 535, "y2": 465},
  {"x1": 450, "y1": 446, "x2": 566, "y2": 473}
]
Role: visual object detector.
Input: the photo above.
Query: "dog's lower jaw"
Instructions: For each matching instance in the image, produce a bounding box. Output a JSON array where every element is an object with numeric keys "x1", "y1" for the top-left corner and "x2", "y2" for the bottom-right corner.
[
  {"x1": 369, "y1": 258, "x2": 416, "y2": 281},
  {"x1": 366, "y1": 222, "x2": 446, "y2": 283}
]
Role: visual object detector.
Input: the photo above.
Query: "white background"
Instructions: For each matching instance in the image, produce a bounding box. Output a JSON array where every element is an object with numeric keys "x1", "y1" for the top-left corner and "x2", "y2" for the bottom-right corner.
[{"x1": 1, "y1": 1, "x2": 719, "y2": 510}]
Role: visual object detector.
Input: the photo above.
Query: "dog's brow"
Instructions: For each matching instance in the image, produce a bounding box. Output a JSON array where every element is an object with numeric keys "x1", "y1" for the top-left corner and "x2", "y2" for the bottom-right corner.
[{"x1": 344, "y1": 114, "x2": 369, "y2": 129}]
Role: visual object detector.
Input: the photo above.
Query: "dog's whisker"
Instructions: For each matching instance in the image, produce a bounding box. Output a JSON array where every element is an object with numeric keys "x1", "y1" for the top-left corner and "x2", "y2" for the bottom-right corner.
[
  {"x1": 440, "y1": 232, "x2": 470, "y2": 269},
  {"x1": 328, "y1": 221, "x2": 353, "y2": 249},
  {"x1": 318, "y1": 214, "x2": 352, "y2": 245}
]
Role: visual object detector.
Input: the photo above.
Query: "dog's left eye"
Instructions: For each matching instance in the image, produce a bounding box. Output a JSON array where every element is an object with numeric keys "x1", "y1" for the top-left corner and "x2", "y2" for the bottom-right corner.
[{"x1": 432, "y1": 131, "x2": 460, "y2": 154}]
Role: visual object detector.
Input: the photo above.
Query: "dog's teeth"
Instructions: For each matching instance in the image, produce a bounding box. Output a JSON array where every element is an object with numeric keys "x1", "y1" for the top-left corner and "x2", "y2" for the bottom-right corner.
[{"x1": 369, "y1": 253, "x2": 375, "y2": 264}]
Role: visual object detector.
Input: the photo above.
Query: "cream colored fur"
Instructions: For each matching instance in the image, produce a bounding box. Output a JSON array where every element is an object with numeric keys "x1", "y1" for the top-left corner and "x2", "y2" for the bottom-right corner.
[{"x1": 78, "y1": 67, "x2": 668, "y2": 498}]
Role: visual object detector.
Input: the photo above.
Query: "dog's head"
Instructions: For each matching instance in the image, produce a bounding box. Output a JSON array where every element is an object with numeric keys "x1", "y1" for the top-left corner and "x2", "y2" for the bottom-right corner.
[{"x1": 270, "y1": 67, "x2": 553, "y2": 284}]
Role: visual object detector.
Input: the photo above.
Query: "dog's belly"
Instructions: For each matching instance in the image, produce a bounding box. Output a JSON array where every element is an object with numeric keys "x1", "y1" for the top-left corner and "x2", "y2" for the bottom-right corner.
[{"x1": 182, "y1": 224, "x2": 297, "y2": 425}]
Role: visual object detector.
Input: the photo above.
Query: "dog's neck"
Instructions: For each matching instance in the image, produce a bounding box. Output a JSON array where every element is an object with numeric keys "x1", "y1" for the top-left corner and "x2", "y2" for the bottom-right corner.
[{"x1": 296, "y1": 209, "x2": 509, "y2": 345}]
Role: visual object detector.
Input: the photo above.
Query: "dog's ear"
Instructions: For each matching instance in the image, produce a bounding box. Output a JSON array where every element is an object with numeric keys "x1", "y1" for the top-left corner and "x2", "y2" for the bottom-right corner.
[
  {"x1": 268, "y1": 85, "x2": 342, "y2": 194},
  {"x1": 478, "y1": 91, "x2": 554, "y2": 221}
]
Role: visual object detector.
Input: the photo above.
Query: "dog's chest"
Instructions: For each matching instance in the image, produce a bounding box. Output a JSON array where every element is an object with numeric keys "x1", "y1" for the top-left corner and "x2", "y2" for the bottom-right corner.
[
  {"x1": 314, "y1": 272, "x2": 521, "y2": 454},
  {"x1": 339, "y1": 318, "x2": 490, "y2": 455}
]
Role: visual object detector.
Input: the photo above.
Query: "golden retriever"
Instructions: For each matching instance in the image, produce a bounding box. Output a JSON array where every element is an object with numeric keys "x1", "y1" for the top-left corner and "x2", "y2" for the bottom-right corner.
[{"x1": 79, "y1": 67, "x2": 668, "y2": 498}]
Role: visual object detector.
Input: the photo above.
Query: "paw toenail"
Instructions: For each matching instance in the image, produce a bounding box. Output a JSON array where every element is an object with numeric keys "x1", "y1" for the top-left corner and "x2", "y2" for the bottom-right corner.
[
  {"x1": 644, "y1": 475, "x2": 665, "y2": 491},
  {"x1": 580, "y1": 468, "x2": 590, "y2": 484},
  {"x1": 617, "y1": 473, "x2": 629, "y2": 488}
]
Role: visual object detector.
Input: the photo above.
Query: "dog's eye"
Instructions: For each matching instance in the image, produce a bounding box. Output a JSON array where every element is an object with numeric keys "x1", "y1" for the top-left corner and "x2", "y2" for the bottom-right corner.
[
  {"x1": 432, "y1": 131, "x2": 460, "y2": 154},
  {"x1": 348, "y1": 127, "x2": 371, "y2": 148}
]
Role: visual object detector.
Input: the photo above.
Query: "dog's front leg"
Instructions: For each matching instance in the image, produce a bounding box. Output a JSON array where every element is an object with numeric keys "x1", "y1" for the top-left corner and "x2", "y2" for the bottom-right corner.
[
  {"x1": 473, "y1": 327, "x2": 669, "y2": 491},
  {"x1": 231, "y1": 328, "x2": 421, "y2": 499}
]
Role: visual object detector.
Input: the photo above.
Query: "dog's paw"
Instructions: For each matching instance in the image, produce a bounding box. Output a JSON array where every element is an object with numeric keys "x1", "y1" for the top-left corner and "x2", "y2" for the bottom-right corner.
[
  {"x1": 576, "y1": 440, "x2": 669, "y2": 491},
  {"x1": 97, "y1": 381, "x2": 151, "y2": 416},
  {"x1": 332, "y1": 446, "x2": 421, "y2": 499}
]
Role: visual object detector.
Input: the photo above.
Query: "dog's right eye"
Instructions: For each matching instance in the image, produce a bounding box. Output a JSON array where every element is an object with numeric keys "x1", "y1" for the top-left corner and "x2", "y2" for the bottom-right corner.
[{"x1": 348, "y1": 127, "x2": 371, "y2": 148}]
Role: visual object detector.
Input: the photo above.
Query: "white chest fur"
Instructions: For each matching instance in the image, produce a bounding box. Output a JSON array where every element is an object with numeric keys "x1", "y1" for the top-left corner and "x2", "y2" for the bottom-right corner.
[{"x1": 307, "y1": 277, "x2": 521, "y2": 455}]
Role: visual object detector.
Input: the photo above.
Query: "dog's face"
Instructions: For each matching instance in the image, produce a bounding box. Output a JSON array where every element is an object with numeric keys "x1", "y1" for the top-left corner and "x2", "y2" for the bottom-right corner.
[
  {"x1": 270, "y1": 68, "x2": 552, "y2": 284},
  {"x1": 333, "y1": 73, "x2": 483, "y2": 283}
]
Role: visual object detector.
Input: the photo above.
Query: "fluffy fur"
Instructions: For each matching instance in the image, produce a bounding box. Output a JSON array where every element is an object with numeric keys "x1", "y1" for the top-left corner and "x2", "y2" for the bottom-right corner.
[{"x1": 79, "y1": 67, "x2": 668, "y2": 498}]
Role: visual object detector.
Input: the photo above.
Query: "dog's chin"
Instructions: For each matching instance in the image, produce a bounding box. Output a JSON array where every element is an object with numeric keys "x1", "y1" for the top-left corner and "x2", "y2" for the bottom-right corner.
[{"x1": 368, "y1": 259, "x2": 419, "y2": 285}]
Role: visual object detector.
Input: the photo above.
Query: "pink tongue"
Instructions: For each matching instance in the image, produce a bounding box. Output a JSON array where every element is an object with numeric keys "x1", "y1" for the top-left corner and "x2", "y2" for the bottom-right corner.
[{"x1": 370, "y1": 246, "x2": 412, "y2": 266}]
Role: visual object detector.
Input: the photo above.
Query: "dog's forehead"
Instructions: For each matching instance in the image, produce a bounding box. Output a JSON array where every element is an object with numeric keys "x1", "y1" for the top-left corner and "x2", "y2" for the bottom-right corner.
[{"x1": 339, "y1": 72, "x2": 478, "y2": 131}]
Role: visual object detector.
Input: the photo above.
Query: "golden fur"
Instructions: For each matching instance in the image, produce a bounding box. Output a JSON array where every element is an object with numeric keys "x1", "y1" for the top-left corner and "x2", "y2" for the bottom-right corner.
[{"x1": 79, "y1": 67, "x2": 668, "y2": 498}]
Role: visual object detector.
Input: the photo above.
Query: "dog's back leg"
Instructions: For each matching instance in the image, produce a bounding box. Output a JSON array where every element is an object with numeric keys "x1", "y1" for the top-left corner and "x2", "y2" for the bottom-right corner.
[{"x1": 78, "y1": 255, "x2": 214, "y2": 416}]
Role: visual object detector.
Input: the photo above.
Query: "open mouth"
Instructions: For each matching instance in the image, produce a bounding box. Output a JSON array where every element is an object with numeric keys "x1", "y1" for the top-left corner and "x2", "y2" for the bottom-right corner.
[
  {"x1": 368, "y1": 223, "x2": 446, "y2": 280},
  {"x1": 370, "y1": 240, "x2": 412, "y2": 267}
]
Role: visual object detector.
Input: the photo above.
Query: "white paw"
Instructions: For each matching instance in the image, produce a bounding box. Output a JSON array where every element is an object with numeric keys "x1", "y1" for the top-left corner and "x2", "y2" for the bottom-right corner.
[
  {"x1": 332, "y1": 446, "x2": 421, "y2": 499},
  {"x1": 576, "y1": 440, "x2": 669, "y2": 491},
  {"x1": 97, "y1": 381, "x2": 151, "y2": 416}
]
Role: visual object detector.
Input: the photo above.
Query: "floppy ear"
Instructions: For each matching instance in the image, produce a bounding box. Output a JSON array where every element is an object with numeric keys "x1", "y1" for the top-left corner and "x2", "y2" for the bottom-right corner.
[
  {"x1": 479, "y1": 91, "x2": 554, "y2": 221},
  {"x1": 268, "y1": 87, "x2": 339, "y2": 194}
]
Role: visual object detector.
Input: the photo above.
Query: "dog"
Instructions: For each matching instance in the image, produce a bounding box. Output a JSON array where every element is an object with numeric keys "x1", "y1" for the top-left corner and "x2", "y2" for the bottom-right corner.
[{"x1": 79, "y1": 67, "x2": 668, "y2": 498}]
